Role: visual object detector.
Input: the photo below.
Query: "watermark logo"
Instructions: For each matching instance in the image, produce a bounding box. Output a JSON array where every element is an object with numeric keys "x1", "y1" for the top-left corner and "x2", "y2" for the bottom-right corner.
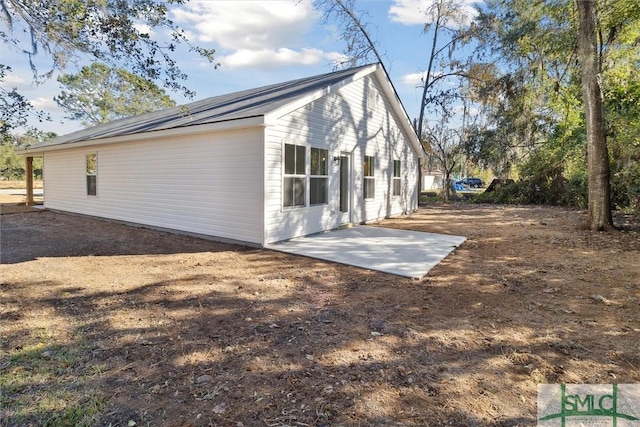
[{"x1": 538, "y1": 384, "x2": 640, "y2": 426}]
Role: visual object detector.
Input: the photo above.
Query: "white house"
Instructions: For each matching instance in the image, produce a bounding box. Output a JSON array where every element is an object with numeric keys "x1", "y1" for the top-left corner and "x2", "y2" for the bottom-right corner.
[{"x1": 21, "y1": 64, "x2": 425, "y2": 246}]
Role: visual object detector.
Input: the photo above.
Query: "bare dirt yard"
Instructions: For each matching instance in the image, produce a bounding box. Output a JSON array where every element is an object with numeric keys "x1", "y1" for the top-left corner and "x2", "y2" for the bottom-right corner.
[{"x1": 1, "y1": 203, "x2": 639, "y2": 426}]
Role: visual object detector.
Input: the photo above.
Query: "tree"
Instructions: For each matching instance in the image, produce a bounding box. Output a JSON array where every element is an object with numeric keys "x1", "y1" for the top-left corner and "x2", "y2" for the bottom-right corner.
[
  {"x1": 0, "y1": 0, "x2": 216, "y2": 133},
  {"x1": 421, "y1": 91, "x2": 471, "y2": 201},
  {"x1": 314, "y1": 0, "x2": 386, "y2": 68},
  {"x1": 463, "y1": 70, "x2": 553, "y2": 178},
  {"x1": 0, "y1": 130, "x2": 52, "y2": 179},
  {"x1": 468, "y1": 0, "x2": 640, "y2": 218},
  {"x1": 415, "y1": 0, "x2": 476, "y2": 143},
  {"x1": 423, "y1": 120, "x2": 463, "y2": 202},
  {"x1": 55, "y1": 63, "x2": 176, "y2": 127},
  {"x1": 316, "y1": 0, "x2": 480, "y2": 198},
  {"x1": 0, "y1": 64, "x2": 50, "y2": 134},
  {"x1": 0, "y1": 141, "x2": 24, "y2": 179},
  {"x1": 576, "y1": 0, "x2": 613, "y2": 230}
]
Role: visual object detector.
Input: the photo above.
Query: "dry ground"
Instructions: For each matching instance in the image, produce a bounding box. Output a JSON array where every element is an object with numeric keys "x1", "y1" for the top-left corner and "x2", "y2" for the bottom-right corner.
[
  {"x1": 0, "y1": 204, "x2": 639, "y2": 426},
  {"x1": 0, "y1": 180, "x2": 44, "y2": 205}
]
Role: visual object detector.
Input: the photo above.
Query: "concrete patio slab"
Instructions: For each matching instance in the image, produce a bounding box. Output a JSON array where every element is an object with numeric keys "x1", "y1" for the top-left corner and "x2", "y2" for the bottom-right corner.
[{"x1": 266, "y1": 226, "x2": 466, "y2": 279}]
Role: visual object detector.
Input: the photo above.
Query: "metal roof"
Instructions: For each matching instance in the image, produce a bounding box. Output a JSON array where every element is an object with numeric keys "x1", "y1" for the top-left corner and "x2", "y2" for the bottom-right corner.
[
  {"x1": 24, "y1": 63, "x2": 423, "y2": 158},
  {"x1": 33, "y1": 64, "x2": 375, "y2": 148}
]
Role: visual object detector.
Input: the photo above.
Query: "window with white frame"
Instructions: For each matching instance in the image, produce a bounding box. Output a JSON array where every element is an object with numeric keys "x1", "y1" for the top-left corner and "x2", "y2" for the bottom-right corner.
[
  {"x1": 86, "y1": 153, "x2": 97, "y2": 196},
  {"x1": 310, "y1": 148, "x2": 328, "y2": 205},
  {"x1": 363, "y1": 155, "x2": 375, "y2": 199},
  {"x1": 283, "y1": 144, "x2": 306, "y2": 208},
  {"x1": 393, "y1": 160, "x2": 401, "y2": 196},
  {"x1": 367, "y1": 84, "x2": 379, "y2": 113}
]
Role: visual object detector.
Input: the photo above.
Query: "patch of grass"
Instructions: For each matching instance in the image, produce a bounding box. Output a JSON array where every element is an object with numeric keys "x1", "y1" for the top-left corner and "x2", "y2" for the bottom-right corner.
[
  {"x1": 0, "y1": 333, "x2": 106, "y2": 426},
  {"x1": 420, "y1": 190, "x2": 480, "y2": 204},
  {"x1": 420, "y1": 192, "x2": 444, "y2": 204}
]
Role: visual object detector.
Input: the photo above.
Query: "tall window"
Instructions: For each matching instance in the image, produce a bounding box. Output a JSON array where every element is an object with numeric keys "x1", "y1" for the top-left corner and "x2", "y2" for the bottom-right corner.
[
  {"x1": 310, "y1": 148, "x2": 328, "y2": 205},
  {"x1": 393, "y1": 160, "x2": 401, "y2": 196},
  {"x1": 367, "y1": 86, "x2": 379, "y2": 112},
  {"x1": 86, "y1": 153, "x2": 97, "y2": 196},
  {"x1": 284, "y1": 144, "x2": 306, "y2": 207},
  {"x1": 363, "y1": 155, "x2": 375, "y2": 199}
]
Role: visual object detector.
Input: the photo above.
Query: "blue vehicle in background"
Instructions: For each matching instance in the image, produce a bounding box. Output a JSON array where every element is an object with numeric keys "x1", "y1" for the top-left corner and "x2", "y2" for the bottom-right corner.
[{"x1": 458, "y1": 177, "x2": 483, "y2": 188}]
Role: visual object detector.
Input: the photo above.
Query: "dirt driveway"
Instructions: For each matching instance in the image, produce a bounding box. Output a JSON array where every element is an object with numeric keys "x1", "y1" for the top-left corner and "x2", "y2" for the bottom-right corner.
[{"x1": 1, "y1": 205, "x2": 639, "y2": 426}]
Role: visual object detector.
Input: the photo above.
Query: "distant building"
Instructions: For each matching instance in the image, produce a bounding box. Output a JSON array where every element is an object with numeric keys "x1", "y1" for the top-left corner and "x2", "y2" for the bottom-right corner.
[{"x1": 422, "y1": 168, "x2": 444, "y2": 190}]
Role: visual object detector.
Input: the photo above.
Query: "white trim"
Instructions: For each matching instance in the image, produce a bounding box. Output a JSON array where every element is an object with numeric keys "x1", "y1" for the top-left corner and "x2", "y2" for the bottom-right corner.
[
  {"x1": 261, "y1": 129, "x2": 269, "y2": 246},
  {"x1": 363, "y1": 155, "x2": 375, "y2": 200},
  {"x1": 392, "y1": 159, "x2": 402, "y2": 197},
  {"x1": 372, "y1": 67, "x2": 424, "y2": 158},
  {"x1": 282, "y1": 142, "x2": 307, "y2": 209},
  {"x1": 309, "y1": 147, "x2": 329, "y2": 206},
  {"x1": 19, "y1": 116, "x2": 266, "y2": 156},
  {"x1": 86, "y1": 152, "x2": 98, "y2": 197}
]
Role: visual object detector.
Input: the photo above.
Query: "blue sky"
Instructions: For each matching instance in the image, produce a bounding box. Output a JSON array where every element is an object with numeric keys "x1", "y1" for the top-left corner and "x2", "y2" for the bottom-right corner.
[{"x1": 0, "y1": 0, "x2": 478, "y2": 136}]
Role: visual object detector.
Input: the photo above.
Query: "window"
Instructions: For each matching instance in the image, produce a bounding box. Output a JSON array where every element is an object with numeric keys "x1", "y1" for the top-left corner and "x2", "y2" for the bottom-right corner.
[
  {"x1": 363, "y1": 155, "x2": 375, "y2": 199},
  {"x1": 367, "y1": 84, "x2": 379, "y2": 112},
  {"x1": 86, "y1": 153, "x2": 97, "y2": 196},
  {"x1": 283, "y1": 144, "x2": 306, "y2": 207},
  {"x1": 310, "y1": 148, "x2": 328, "y2": 205},
  {"x1": 393, "y1": 160, "x2": 401, "y2": 196}
]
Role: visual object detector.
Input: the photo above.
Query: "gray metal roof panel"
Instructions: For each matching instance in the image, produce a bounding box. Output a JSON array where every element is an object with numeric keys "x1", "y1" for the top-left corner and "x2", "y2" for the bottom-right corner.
[{"x1": 36, "y1": 65, "x2": 373, "y2": 148}]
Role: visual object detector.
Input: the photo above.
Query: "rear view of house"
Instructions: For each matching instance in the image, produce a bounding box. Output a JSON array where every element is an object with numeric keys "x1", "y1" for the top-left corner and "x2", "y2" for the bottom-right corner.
[{"x1": 22, "y1": 63, "x2": 425, "y2": 246}]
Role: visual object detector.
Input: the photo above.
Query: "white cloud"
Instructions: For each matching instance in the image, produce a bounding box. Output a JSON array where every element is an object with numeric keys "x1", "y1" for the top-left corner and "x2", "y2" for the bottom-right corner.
[
  {"x1": 325, "y1": 51, "x2": 351, "y2": 67},
  {"x1": 220, "y1": 47, "x2": 331, "y2": 69},
  {"x1": 30, "y1": 97, "x2": 57, "y2": 110},
  {"x1": 401, "y1": 70, "x2": 446, "y2": 87},
  {"x1": 1, "y1": 72, "x2": 27, "y2": 85},
  {"x1": 172, "y1": 0, "x2": 320, "y2": 51},
  {"x1": 389, "y1": 0, "x2": 428, "y2": 25},
  {"x1": 402, "y1": 72, "x2": 425, "y2": 86},
  {"x1": 133, "y1": 23, "x2": 154, "y2": 37},
  {"x1": 389, "y1": 0, "x2": 478, "y2": 28}
]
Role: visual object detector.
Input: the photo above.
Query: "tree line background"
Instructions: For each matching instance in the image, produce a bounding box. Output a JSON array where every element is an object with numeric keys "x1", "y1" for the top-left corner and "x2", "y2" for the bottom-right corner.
[{"x1": 1, "y1": 0, "x2": 638, "y2": 224}]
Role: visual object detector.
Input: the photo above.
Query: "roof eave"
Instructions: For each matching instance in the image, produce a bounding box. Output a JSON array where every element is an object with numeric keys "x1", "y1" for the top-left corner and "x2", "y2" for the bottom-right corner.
[
  {"x1": 18, "y1": 116, "x2": 266, "y2": 155},
  {"x1": 372, "y1": 67, "x2": 425, "y2": 159}
]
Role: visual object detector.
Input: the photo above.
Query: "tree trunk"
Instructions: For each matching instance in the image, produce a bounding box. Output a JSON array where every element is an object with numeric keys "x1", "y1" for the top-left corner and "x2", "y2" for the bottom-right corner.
[
  {"x1": 576, "y1": 0, "x2": 614, "y2": 231},
  {"x1": 442, "y1": 169, "x2": 450, "y2": 202}
]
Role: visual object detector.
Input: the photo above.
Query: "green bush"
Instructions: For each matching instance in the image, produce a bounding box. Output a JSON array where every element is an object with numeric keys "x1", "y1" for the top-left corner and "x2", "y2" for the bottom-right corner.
[
  {"x1": 472, "y1": 148, "x2": 590, "y2": 207},
  {"x1": 562, "y1": 172, "x2": 588, "y2": 208},
  {"x1": 473, "y1": 178, "x2": 590, "y2": 207},
  {"x1": 613, "y1": 162, "x2": 640, "y2": 216}
]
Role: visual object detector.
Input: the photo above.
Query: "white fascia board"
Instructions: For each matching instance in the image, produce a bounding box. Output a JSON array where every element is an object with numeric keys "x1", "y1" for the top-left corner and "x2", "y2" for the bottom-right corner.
[
  {"x1": 263, "y1": 64, "x2": 379, "y2": 125},
  {"x1": 372, "y1": 67, "x2": 425, "y2": 159},
  {"x1": 18, "y1": 116, "x2": 266, "y2": 155}
]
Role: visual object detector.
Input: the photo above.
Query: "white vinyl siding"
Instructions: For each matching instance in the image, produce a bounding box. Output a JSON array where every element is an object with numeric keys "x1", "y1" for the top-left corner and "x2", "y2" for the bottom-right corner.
[
  {"x1": 43, "y1": 128, "x2": 264, "y2": 245},
  {"x1": 264, "y1": 75, "x2": 419, "y2": 244}
]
